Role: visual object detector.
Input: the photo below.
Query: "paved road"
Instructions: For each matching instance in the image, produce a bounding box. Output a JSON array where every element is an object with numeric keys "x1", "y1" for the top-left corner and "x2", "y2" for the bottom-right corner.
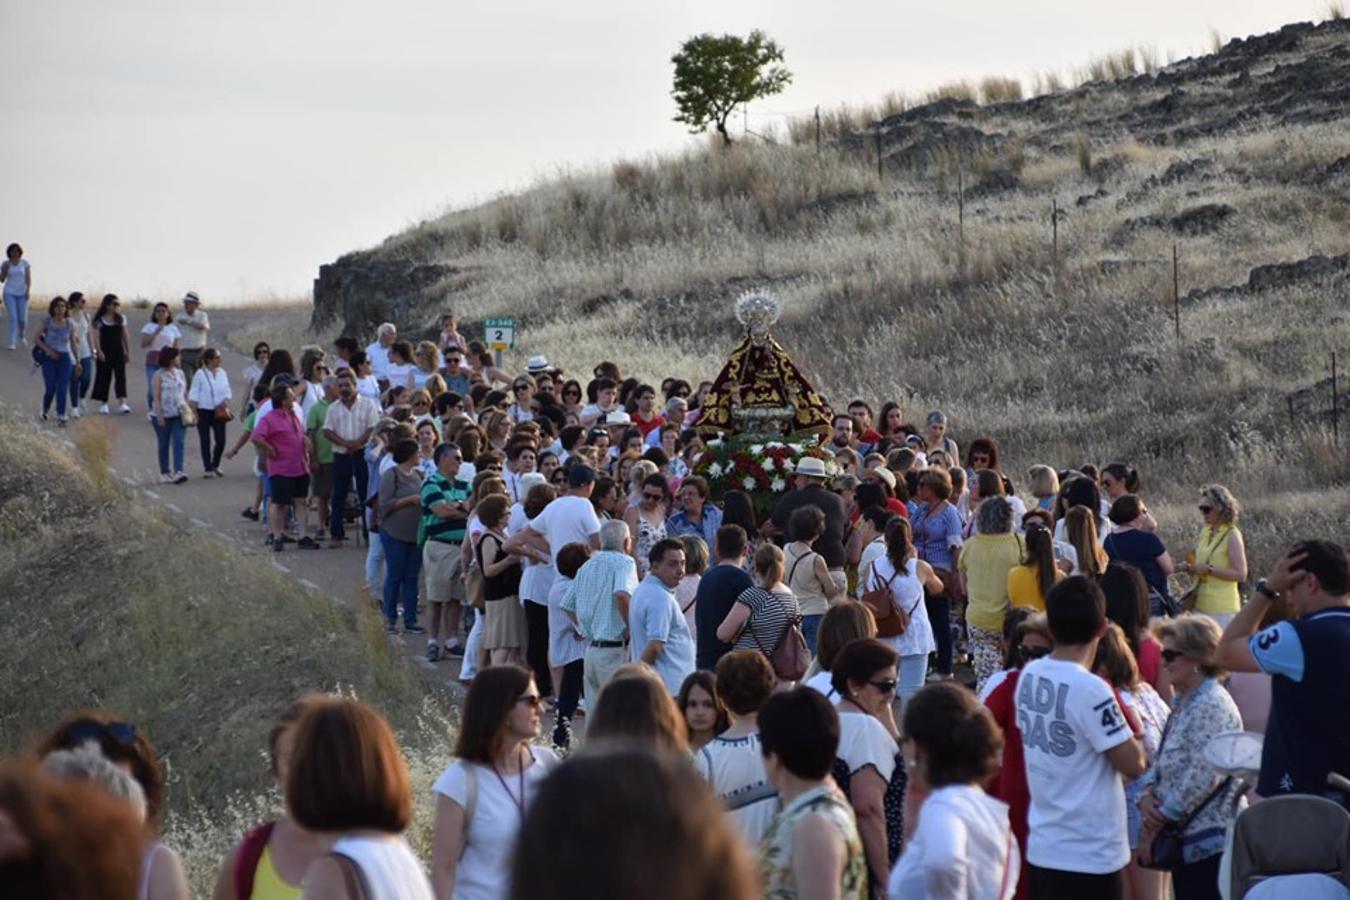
[{"x1": 0, "y1": 306, "x2": 460, "y2": 688}]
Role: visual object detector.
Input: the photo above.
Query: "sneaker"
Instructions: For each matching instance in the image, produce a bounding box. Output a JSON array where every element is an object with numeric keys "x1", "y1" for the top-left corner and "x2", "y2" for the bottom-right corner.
[
  {"x1": 272, "y1": 541, "x2": 284, "y2": 553},
  {"x1": 426, "y1": 642, "x2": 440, "y2": 662},
  {"x1": 117, "y1": 403, "x2": 132, "y2": 415},
  {"x1": 404, "y1": 624, "x2": 426, "y2": 635},
  {"x1": 57, "y1": 417, "x2": 67, "y2": 427},
  {"x1": 71, "y1": 406, "x2": 81, "y2": 419},
  {"x1": 552, "y1": 718, "x2": 573, "y2": 751},
  {"x1": 280, "y1": 533, "x2": 297, "y2": 544},
  {"x1": 297, "y1": 537, "x2": 320, "y2": 550},
  {"x1": 172, "y1": 472, "x2": 188, "y2": 484},
  {"x1": 99, "y1": 404, "x2": 110, "y2": 415},
  {"x1": 159, "y1": 473, "x2": 173, "y2": 484},
  {"x1": 385, "y1": 625, "x2": 398, "y2": 636},
  {"x1": 241, "y1": 508, "x2": 260, "y2": 521},
  {"x1": 444, "y1": 641, "x2": 466, "y2": 657},
  {"x1": 5, "y1": 344, "x2": 13, "y2": 351},
  {"x1": 925, "y1": 671, "x2": 953, "y2": 684},
  {"x1": 329, "y1": 537, "x2": 347, "y2": 549},
  {"x1": 264, "y1": 533, "x2": 275, "y2": 547}
]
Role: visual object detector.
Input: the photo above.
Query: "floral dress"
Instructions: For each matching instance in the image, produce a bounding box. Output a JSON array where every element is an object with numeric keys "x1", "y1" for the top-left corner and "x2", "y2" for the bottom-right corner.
[
  {"x1": 761, "y1": 785, "x2": 866, "y2": 900},
  {"x1": 633, "y1": 511, "x2": 667, "y2": 580}
]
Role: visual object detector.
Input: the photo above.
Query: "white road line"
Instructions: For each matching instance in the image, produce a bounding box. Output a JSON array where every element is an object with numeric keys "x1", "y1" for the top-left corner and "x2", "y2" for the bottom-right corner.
[
  {"x1": 165, "y1": 503, "x2": 183, "y2": 513},
  {"x1": 190, "y1": 517, "x2": 211, "y2": 528},
  {"x1": 271, "y1": 561, "x2": 291, "y2": 573},
  {"x1": 143, "y1": 490, "x2": 161, "y2": 500},
  {"x1": 298, "y1": 578, "x2": 321, "y2": 592},
  {"x1": 214, "y1": 531, "x2": 235, "y2": 543}
]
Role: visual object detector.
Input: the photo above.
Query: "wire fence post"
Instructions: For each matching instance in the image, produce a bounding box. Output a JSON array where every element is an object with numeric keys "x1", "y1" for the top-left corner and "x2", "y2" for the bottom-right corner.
[
  {"x1": 1172, "y1": 243, "x2": 1181, "y2": 342},
  {"x1": 1051, "y1": 198, "x2": 1059, "y2": 292},
  {"x1": 1334, "y1": 350, "x2": 1341, "y2": 446},
  {"x1": 875, "y1": 121, "x2": 883, "y2": 182},
  {"x1": 957, "y1": 168, "x2": 966, "y2": 282},
  {"x1": 815, "y1": 105, "x2": 821, "y2": 156}
]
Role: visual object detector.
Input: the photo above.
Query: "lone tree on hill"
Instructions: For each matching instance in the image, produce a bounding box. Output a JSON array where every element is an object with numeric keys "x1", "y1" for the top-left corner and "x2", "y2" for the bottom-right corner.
[{"x1": 671, "y1": 30, "x2": 792, "y2": 146}]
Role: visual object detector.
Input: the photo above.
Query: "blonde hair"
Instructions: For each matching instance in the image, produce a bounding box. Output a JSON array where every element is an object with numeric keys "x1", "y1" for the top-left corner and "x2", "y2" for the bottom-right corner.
[
  {"x1": 1154, "y1": 614, "x2": 1225, "y2": 678},
  {"x1": 414, "y1": 340, "x2": 441, "y2": 371},
  {"x1": 629, "y1": 459, "x2": 659, "y2": 493},
  {"x1": 1028, "y1": 464, "x2": 1060, "y2": 499},
  {"x1": 1065, "y1": 506, "x2": 1109, "y2": 578},
  {"x1": 753, "y1": 543, "x2": 785, "y2": 585},
  {"x1": 1199, "y1": 484, "x2": 1241, "y2": 525}
]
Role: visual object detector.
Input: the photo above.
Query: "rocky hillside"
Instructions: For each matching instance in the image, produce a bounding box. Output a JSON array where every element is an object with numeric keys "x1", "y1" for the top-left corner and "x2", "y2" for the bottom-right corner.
[{"x1": 311, "y1": 16, "x2": 1350, "y2": 542}]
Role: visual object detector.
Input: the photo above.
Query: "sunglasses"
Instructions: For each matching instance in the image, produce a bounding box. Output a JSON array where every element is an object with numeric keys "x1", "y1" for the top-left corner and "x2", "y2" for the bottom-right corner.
[
  {"x1": 66, "y1": 720, "x2": 138, "y2": 745},
  {"x1": 1198, "y1": 505, "x2": 1214, "y2": 513},
  {"x1": 1161, "y1": 648, "x2": 1187, "y2": 663},
  {"x1": 518, "y1": 693, "x2": 542, "y2": 708},
  {"x1": 869, "y1": 678, "x2": 898, "y2": 694},
  {"x1": 513, "y1": 384, "x2": 530, "y2": 392},
  {"x1": 1019, "y1": 644, "x2": 1052, "y2": 661},
  {"x1": 643, "y1": 492, "x2": 664, "y2": 502}
]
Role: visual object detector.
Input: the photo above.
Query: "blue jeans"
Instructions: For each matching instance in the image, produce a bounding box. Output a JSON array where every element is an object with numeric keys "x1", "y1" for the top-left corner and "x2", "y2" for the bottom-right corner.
[
  {"x1": 40, "y1": 353, "x2": 74, "y2": 417},
  {"x1": 71, "y1": 354, "x2": 93, "y2": 408},
  {"x1": 925, "y1": 592, "x2": 953, "y2": 675},
  {"x1": 380, "y1": 532, "x2": 421, "y2": 628},
  {"x1": 145, "y1": 363, "x2": 159, "y2": 410},
  {"x1": 4, "y1": 294, "x2": 27, "y2": 345},
  {"x1": 898, "y1": 653, "x2": 928, "y2": 709},
  {"x1": 152, "y1": 415, "x2": 185, "y2": 474},
  {"x1": 802, "y1": 613, "x2": 824, "y2": 654}
]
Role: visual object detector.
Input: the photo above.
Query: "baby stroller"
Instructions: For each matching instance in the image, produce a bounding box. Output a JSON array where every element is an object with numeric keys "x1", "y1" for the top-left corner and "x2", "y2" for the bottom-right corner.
[{"x1": 1212, "y1": 728, "x2": 1350, "y2": 899}]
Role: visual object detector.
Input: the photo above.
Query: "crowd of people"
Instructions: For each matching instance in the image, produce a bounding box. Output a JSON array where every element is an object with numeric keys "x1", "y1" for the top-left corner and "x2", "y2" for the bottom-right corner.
[{"x1": 4, "y1": 295, "x2": 1350, "y2": 900}]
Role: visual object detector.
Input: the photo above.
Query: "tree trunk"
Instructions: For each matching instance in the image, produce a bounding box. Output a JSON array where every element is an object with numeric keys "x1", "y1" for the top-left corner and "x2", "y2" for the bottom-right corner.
[{"x1": 716, "y1": 119, "x2": 732, "y2": 146}]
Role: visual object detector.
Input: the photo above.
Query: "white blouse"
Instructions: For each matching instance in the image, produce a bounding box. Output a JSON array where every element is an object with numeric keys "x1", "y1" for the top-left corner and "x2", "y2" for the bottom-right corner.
[{"x1": 188, "y1": 367, "x2": 232, "y2": 408}]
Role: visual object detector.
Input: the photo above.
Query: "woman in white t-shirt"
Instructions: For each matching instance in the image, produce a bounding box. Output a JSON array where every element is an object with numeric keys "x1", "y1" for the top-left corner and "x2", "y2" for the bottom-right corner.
[
  {"x1": 693, "y1": 650, "x2": 780, "y2": 846},
  {"x1": 831, "y1": 638, "x2": 907, "y2": 892},
  {"x1": 288, "y1": 697, "x2": 433, "y2": 900},
  {"x1": 385, "y1": 340, "x2": 416, "y2": 391},
  {"x1": 888, "y1": 682, "x2": 1018, "y2": 900},
  {"x1": 139, "y1": 302, "x2": 181, "y2": 411},
  {"x1": 431, "y1": 666, "x2": 559, "y2": 900},
  {"x1": 868, "y1": 518, "x2": 944, "y2": 708}
]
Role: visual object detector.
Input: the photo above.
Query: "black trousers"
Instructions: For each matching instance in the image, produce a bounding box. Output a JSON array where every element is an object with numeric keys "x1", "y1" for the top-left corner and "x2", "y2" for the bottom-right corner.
[
  {"x1": 556, "y1": 659, "x2": 584, "y2": 721},
  {"x1": 92, "y1": 357, "x2": 128, "y2": 402},
  {"x1": 1172, "y1": 854, "x2": 1222, "y2": 900},
  {"x1": 524, "y1": 599, "x2": 554, "y2": 696},
  {"x1": 1027, "y1": 865, "x2": 1124, "y2": 900},
  {"x1": 196, "y1": 411, "x2": 227, "y2": 472}
]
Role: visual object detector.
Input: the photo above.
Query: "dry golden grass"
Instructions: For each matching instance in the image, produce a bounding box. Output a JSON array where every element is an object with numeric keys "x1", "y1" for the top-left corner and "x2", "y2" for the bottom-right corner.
[
  {"x1": 980, "y1": 76, "x2": 1024, "y2": 104},
  {"x1": 0, "y1": 411, "x2": 433, "y2": 895}
]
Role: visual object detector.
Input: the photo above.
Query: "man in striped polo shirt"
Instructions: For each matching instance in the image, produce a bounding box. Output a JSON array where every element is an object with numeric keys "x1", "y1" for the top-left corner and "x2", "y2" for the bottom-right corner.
[{"x1": 421, "y1": 443, "x2": 472, "y2": 662}]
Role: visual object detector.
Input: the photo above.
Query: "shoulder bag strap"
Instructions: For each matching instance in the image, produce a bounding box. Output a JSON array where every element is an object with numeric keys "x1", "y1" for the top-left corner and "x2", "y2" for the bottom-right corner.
[
  {"x1": 329, "y1": 852, "x2": 372, "y2": 900},
  {"x1": 1175, "y1": 776, "x2": 1233, "y2": 829},
  {"x1": 786, "y1": 549, "x2": 812, "y2": 587},
  {"x1": 461, "y1": 760, "x2": 478, "y2": 853}
]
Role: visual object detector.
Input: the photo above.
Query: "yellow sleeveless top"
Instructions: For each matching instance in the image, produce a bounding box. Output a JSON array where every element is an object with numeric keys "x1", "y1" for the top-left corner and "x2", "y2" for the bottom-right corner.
[
  {"x1": 1193, "y1": 525, "x2": 1240, "y2": 614},
  {"x1": 250, "y1": 844, "x2": 301, "y2": 900}
]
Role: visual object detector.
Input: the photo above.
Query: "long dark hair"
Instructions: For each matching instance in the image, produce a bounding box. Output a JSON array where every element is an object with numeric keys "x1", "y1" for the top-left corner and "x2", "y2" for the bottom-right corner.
[
  {"x1": 454, "y1": 665, "x2": 533, "y2": 764},
  {"x1": 884, "y1": 516, "x2": 913, "y2": 571},
  {"x1": 258, "y1": 348, "x2": 296, "y2": 388},
  {"x1": 1101, "y1": 562, "x2": 1150, "y2": 657},
  {"x1": 93, "y1": 294, "x2": 122, "y2": 325},
  {"x1": 676, "y1": 670, "x2": 729, "y2": 739},
  {"x1": 1023, "y1": 522, "x2": 1057, "y2": 601}
]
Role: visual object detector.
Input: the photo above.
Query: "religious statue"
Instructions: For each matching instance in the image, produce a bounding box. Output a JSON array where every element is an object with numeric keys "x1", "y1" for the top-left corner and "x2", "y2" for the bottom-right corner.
[{"x1": 698, "y1": 290, "x2": 831, "y2": 438}]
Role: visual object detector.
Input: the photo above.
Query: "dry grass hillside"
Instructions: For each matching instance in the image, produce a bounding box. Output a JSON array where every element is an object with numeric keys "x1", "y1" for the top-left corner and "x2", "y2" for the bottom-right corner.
[
  {"x1": 0, "y1": 413, "x2": 448, "y2": 892},
  {"x1": 312, "y1": 17, "x2": 1350, "y2": 570}
]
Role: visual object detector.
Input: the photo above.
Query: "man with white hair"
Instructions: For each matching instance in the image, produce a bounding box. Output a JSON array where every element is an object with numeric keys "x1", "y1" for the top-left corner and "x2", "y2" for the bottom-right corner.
[
  {"x1": 563, "y1": 517, "x2": 639, "y2": 704},
  {"x1": 365, "y1": 322, "x2": 397, "y2": 383},
  {"x1": 646, "y1": 396, "x2": 688, "y2": 448}
]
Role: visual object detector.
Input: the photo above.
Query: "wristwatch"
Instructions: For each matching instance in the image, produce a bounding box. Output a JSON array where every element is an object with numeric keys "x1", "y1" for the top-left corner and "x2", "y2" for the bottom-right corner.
[{"x1": 1254, "y1": 578, "x2": 1278, "y2": 601}]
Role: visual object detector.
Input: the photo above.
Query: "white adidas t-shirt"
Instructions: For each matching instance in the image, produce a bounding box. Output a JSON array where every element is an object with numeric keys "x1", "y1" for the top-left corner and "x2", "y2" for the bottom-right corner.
[
  {"x1": 432, "y1": 746, "x2": 558, "y2": 900},
  {"x1": 1015, "y1": 657, "x2": 1132, "y2": 874},
  {"x1": 695, "y1": 732, "x2": 779, "y2": 844},
  {"x1": 528, "y1": 495, "x2": 601, "y2": 568}
]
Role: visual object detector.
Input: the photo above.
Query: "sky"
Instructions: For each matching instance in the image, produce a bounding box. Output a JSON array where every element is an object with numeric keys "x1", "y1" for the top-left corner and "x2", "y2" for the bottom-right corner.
[{"x1": 1, "y1": 0, "x2": 1328, "y2": 305}]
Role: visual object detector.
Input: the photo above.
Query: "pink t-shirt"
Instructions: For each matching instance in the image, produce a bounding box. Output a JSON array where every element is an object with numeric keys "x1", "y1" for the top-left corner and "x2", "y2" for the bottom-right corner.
[{"x1": 253, "y1": 407, "x2": 309, "y2": 477}]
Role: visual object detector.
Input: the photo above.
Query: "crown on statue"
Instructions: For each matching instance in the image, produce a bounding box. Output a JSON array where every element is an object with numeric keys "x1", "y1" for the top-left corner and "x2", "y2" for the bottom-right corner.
[{"x1": 734, "y1": 289, "x2": 782, "y2": 335}]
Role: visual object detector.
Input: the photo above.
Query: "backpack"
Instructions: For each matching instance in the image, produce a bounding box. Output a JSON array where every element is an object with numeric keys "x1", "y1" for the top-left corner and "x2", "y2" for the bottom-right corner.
[
  {"x1": 232, "y1": 821, "x2": 276, "y2": 900},
  {"x1": 860, "y1": 561, "x2": 916, "y2": 639},
  {"x1": 750, "y1": 591, "x2": 811, "y2": 681}
]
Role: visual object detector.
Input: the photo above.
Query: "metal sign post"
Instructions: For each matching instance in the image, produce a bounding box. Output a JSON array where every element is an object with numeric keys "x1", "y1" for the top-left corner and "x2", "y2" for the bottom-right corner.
[{"x1": 484, "y1": 317, "x2": 517, "y2": 369}]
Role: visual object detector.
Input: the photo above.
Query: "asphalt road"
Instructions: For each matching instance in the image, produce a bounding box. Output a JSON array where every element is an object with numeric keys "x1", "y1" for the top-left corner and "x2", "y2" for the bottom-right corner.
[{"x1": 0, "y1": 305, "x2": 460, "y2": 688}]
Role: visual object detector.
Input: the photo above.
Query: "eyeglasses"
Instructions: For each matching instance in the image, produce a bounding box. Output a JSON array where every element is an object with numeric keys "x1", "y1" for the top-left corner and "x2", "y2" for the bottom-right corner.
[
  {"x1": 1161, "y1": 648, "x2": 1187, "y2": 663},
  {"x1": 518, "y1": 693, "x2": 542, "y2": 708},
  {"x1": 869, "y1": 678, "x2": 898, "y2": 694},
  {"x1": 66, "y1": 720, "x2": 138, "y2": 745}
]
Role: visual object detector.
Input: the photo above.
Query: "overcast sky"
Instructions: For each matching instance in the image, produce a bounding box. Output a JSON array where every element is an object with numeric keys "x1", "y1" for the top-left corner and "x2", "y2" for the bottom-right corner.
[{"x1": 1, "y1": 0, "x2": 1324, "y2": 304}]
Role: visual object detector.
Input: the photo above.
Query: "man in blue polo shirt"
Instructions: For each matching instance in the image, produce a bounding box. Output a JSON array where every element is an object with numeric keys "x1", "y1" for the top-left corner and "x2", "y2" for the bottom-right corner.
[{"x1": 1217, "y1": 539, "x2": 1350, "y2": 809}]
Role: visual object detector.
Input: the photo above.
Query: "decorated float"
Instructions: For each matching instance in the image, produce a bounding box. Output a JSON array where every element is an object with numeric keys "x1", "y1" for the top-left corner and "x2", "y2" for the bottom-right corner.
[{"x1": 693, "y1": 290, "x2": 836, "y2": 516}]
